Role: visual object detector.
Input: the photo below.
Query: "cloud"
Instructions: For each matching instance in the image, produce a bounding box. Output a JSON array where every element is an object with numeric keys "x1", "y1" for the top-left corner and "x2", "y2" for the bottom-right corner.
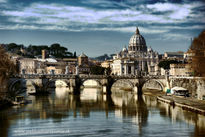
[
  {"x1": 0, "y1": 0, "x2": 7, "y2": 3},
  {"x1": 162, "y1": 33, "x2": 191, "y2": 40},
  {"x1": 1, "y1": 2, "x2": 186, "y2": 27},
  {"x1": 0, "y1": 24, "x2": 68, "y2": 31},
  {"x1": 146, "y1": 2, "x2": 203, "y2": 20},
  {"x1": 0, "y1": 0, "x2": 204, "y2": 38}
]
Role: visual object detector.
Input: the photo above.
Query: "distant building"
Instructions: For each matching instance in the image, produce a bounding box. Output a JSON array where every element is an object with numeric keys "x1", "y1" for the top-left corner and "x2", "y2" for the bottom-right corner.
[
  {"x1": 111, "y1": 27, "x2": 160, "y2": 76},
  {"x1": 184, "y1": 50, "x2": 195, "y2": 60},
  {"x1": 101, "y1": 60, "x2": 113, "y2": 68},
  {"x1": 169, "y1": 63, "x2": 192, "y2": 76},
  {"x1": 19, "y1": 49, "x2": 69, "y2": 75},
  {"x1": 63, "y1": 58, "x2": 78, "y2": 74},
  {"x1": 184, "y1": 49, "x2": 205, "y2": 76},
  {"x1": 112, "y1": 58, "x2": 136, "y2": 75},
  {"x1": 164, "y1": 52, "x2": 184, "y2": 60},
  {"x1": 78, "y1": 53, "x2": 88, "y2": 66},
  {"x1": 78, "y1": 53, "x2": 90, "y2": 74},
  {"x1": 19, "y1": 58, "x2": 38, "y2": 74},
  {"x1": 46, "y1": 66, "x2": 64, "y2": 74},
  {"x1": 89, "y1": 59, "x2": 101, "y2": 66}
]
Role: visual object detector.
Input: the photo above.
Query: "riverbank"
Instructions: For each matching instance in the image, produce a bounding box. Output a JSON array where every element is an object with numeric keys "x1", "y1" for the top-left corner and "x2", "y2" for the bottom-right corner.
[
  {"x1": 0, "y1": 97, "x2": 12, "y2": 110},
  {"x1": 143, "y1": 89, "x2": 205, "y2": 115}
]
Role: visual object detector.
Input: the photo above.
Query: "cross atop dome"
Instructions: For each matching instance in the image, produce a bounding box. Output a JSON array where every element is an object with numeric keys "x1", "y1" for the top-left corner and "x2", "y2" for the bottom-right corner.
[{"x1": 136, "y1": 27, "x2": 140, "y2": 35}]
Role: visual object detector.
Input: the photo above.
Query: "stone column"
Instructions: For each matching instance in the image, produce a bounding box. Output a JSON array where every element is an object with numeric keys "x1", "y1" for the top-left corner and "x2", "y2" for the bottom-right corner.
[
  {"x1": 75, "y1": 66, "x2": 79, "y2": 75},
  {"x1": 124, "y1": 64, "x2": 127, "y2": 75},
  {"x1": 139, "y1": 61, "x2": 142, "y2": 71},
  {"x1": 131, "y1": 65, "x2": 135, "y2": 75},
  {"x1": 102, "y1": 85, "x2": 107, "y2": 94},
  {"x1": 142, "y1": 61, "x2": 145, "y2": 71},
  {"x1": 65, "y1": 66, "x2": 69, "y2": 74},
  {"x1": 120, "y1": 64, "x2": 122, "y2": 75}
]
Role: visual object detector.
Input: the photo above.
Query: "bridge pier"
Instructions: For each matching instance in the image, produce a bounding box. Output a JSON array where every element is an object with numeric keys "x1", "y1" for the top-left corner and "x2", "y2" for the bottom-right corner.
[
  {"x1": 135, "y1": 86, "x2": 143, "y2": 95},
  {"x1": 133, "y1": 86, "x2": 138, "y2": 94},
  {"x1": 137, "y1": 87, "x2": 143, "y2": 95},
  {"x1": 102, "y1": 85, "x2": 107, "y2": 94}
]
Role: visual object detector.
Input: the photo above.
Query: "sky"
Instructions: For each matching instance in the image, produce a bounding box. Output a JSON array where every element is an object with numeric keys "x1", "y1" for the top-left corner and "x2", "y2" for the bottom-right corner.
[{"x1": 0, "y1": 0, "x2": 204, "y2": 57}]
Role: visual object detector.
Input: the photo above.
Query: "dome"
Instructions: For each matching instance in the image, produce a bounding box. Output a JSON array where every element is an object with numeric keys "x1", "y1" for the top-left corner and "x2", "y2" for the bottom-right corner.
[{"x1": 128, "y1": 27, "x2": 147, "y2": 53}]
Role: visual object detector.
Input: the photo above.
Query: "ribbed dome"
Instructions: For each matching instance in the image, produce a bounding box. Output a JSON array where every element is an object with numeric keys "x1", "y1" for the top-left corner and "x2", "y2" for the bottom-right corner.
[{"x1": 128, "y1": 27, "x2": 147, "y2": 53}]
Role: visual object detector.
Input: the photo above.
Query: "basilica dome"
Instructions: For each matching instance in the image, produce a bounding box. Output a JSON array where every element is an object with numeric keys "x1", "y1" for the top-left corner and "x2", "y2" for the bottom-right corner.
[{"x1": 128, "y1": 27, "x2": 147, "y2": 53}]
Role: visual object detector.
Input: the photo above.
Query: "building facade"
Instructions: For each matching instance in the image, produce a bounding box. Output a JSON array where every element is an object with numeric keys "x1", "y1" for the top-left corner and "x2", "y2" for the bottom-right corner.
[
  {"x1": 101, "y1": 60, "x2": 113, "y2": 68},
  {"x1": 18, "y1": 50, "x2": 78, "y2": 75},
  {"x1": 111, "y1": 27, "x2": 160, "y2": 76},
  {"x1": 77, "y1": 53, "x2": 90, "y2": 74},
  {"x1": 164, "y1": 52, "x2": 184, "y2": 61},
  {"x1": 19, "y1": 58, "x2": 38, "y2": 74},
  {"x1": 170, "y1": 63, "x2": 193, "y2": 76}
]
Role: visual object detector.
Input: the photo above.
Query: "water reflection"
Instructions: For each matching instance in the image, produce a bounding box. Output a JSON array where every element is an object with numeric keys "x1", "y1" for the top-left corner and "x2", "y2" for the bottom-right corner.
[
  {"x1": 0, "y1": 87, "x2": 205, "y2": 136},
  {"x1": 155, "y1": 97, "x2": 205, "y2": 136},
  {"x1": 112, "y1": 93, "x2": 148, "y2": 135},
  {"x1": 81, "y1": 88, "x2": 102, "y2": 101}
]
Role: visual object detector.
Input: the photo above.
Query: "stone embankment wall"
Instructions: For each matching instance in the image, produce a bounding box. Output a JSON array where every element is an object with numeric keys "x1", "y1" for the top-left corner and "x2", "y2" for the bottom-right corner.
[{"x1": 170, "y1": 77, "x2": 205, "y2": 100}]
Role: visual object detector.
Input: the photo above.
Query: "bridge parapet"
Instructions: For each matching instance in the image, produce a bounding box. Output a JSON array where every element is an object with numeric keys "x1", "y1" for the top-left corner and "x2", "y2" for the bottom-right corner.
[
  {"x1": 12, "y1": 74, "x2": 165, "y2": 80},
  {"x1": 79, "y1": 74, "x2": 108, "y2": 79},
  {"x1": 110, "y1": 75, "x2": 139, "y2": 79},
  {"x1": 12, "y1": 74, "x2": 76, "y2": 79},
  {"x1": 142, "y1": 75, "x2": 165, "y2": 79}
]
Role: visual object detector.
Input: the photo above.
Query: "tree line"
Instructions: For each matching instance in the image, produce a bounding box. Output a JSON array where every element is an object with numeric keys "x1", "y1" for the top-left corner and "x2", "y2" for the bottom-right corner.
[
  {"x1": 0, "y1": 47, "x2": 17, "y2": 95},
  {"x1": 1, "y1": 43, "x2": 76, "y2": 58}
]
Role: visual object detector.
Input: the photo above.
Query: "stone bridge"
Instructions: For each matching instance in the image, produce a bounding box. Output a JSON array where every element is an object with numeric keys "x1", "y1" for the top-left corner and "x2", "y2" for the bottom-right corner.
[{"x1": 9, "y1": 74, "x2": 168, "y2": 95}]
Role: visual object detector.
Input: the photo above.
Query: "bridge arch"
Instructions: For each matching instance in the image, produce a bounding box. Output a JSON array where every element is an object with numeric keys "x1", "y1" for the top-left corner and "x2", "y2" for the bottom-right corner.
[
  {"x1": 55, "y1": 80, "x2": 68, "y2": 87},
  {"x1": 45, "y1": 79, "x2": 57, "y2": 91},
  {"x1": 142, "y1": 78, "x2": 165, "y2": 91},
  {"x1": 81, "y1": 79, "x2": 102, "y2": 88},
  {"x1": 26, "y1": 80, "x2": 38, "y2": 94},
  {"x1": 9, "y1": 79, "x2": 22, "y2": 92},
  {"x1": 9, "y1": 79, "x2": 21, "y2": 92},
  {"x1": 111, "y1": 79, "x2": 135, "y2": 92},
  {"x1": 9, "y1": 79, "x2": 27, "y2": 94}
]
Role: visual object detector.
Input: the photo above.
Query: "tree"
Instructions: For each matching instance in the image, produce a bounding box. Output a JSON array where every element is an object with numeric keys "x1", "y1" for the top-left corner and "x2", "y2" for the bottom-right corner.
[
  {"x1": 105, "y1": 67, "x2": 111, "y2": 75},
  {"x1": 0, "y1": 47, "x2": 18, "y2": 94},
  {"x1": 73, "y1": 51, "x2": 77, "y2": 58},
  {"x1": 189, "y1": 30, "x2": 205, "y2": 76},
  {"x1": 50, "y1": 43, "x2": 61, "y2": 55},
  {"x1": 7, "y1": 43, "x2": 24, "y2": 55},
  {"x1": 90, "y1": 66, "x2": 105, "y2": 75},
  {"x1": 50, "y1": 43, "x2": 71, "y2": 58},
  {"x1": 158, "y1": 60, "x2": 179, "y2": 70}
]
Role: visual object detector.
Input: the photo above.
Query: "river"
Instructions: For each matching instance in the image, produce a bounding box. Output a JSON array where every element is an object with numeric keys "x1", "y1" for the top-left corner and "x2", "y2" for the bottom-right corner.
[{"x1": 0, "y1": 87, "x2": 205, "y2": 137}]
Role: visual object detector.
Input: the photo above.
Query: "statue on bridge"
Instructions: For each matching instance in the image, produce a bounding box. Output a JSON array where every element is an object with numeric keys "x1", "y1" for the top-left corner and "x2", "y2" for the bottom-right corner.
[
  {"x1": 65, "y1": 66, "x2": 69, "y2": 74},
  {"x1": 76, "y1": 65, "x2": 79, "y2": 75}
]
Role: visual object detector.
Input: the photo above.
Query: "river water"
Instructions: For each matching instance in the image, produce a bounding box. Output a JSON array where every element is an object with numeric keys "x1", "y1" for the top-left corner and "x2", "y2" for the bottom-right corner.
[{"x1": 0, "y1": 88, "x2": 205, "y2": 137}]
